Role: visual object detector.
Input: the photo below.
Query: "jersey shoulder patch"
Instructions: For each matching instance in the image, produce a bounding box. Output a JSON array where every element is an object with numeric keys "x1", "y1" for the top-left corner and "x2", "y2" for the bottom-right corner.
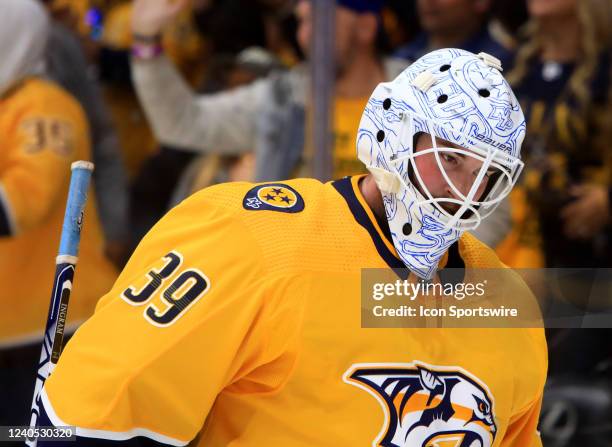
[{"x1": 242, "y1": 183, "x2": 305, "y2": 213}]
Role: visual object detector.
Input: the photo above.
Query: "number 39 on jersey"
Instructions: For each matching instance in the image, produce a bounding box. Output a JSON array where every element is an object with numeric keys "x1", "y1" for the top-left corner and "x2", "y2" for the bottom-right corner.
[{"x1": 120, "y1": 251, "x2": 210, "y2": 327}]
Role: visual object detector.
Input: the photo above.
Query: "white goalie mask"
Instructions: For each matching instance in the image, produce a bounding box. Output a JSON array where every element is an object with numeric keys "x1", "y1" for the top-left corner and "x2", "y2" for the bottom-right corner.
[{"x1": 357, "y1": 48, "x2": 526, "y2": 279}]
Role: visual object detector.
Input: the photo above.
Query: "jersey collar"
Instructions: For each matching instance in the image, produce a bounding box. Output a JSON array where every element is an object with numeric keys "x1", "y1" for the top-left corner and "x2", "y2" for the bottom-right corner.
[
  {"x1": 332, "y1": 175, "x2": 406, "y2": 272},
  {"x1": 332, "y1": 175, "x2": 465, "y2": 282}
]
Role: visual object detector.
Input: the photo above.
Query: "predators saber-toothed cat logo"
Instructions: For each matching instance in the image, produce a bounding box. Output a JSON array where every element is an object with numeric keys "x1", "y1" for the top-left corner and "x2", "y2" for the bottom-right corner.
[{"x1": 344, "y1": 362, "x2": 497, "y2": 447}]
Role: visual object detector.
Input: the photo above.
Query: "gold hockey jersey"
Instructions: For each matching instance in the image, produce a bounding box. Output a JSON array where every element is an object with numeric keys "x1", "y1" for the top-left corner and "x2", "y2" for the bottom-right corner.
[
  {"x1": 40, "y1": 175, "x2": 547, "y2": 446},
  {"x1": 0, "y1": 78, "x2": 117, "y2": 345}
]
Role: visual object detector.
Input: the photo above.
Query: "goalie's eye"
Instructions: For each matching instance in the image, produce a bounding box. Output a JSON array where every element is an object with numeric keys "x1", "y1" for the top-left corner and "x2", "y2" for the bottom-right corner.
[
  {"x1": 481, "y1": 168, "x2": 497, "y2": 179},
  {"x1": 441, "y1": 153, "x2": 459, "y2": 166}
]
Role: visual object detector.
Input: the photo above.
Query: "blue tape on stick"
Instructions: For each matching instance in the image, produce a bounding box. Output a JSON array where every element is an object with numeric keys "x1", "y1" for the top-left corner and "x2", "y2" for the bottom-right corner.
[{"x1": 58, "y1": 161, "x2": 94, "y2": 258}]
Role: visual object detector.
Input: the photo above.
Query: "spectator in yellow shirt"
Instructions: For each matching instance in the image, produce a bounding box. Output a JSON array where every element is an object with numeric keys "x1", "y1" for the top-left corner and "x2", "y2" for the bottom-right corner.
[{"x1": 0, "y1": 0, "x2": 117, "y2": 425}]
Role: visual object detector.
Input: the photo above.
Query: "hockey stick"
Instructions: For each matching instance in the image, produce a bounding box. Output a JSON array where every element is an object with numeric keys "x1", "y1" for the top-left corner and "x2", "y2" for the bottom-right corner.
[{"x1": 26, "y1": 161, "x2": 94, "y2": 446}]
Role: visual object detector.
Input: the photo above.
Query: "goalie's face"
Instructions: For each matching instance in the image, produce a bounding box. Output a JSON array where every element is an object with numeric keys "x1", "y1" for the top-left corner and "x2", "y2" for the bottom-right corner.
[{"x1": 411, "y1": 132, "x2": 496, "y2": 215}]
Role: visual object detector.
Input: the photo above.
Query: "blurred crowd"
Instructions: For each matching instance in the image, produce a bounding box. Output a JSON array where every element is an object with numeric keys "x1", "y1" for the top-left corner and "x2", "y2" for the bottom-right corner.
[{"x1": 0, "y1": 0, "x2": 611, "y2": 443}]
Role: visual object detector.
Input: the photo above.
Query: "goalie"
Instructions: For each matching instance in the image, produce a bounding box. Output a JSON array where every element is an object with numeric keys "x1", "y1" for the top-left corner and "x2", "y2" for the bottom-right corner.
[{"x1": 38, "y1": 49, "x2": 546, "y2": 447}]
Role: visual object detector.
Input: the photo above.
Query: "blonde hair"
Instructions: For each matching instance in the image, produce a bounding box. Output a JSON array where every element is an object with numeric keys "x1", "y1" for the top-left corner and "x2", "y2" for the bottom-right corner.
[{"x1": 507, "y1": 0, "x2": 611, "y2": 116}]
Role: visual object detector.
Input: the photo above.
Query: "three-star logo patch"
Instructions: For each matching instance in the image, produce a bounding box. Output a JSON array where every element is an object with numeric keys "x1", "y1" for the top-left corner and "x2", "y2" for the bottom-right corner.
[{"x1": 243, "y1": 183, "x2": 305, "y2": 213}]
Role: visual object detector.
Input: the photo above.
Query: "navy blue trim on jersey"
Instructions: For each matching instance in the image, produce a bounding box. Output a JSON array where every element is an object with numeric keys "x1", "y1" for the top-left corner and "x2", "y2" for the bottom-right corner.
[
  {"x1": 0, "y1": 202, "x2": 11, "y2": 236},
  {"x1": 332, "y1": 176, "x2": 465, "y2": 282},
  {"x1": 36, "y1": 404, "x2": 177, "y2": 447},
  {"x1": 37, "y1": 436, "x2": 173, "y2": 447},
  {"x1": 438, "y1": 241, "x2": 466, "y2": 285},
  {"x1": 332, "y1": 176, "x2": 407, "y2": 274}
]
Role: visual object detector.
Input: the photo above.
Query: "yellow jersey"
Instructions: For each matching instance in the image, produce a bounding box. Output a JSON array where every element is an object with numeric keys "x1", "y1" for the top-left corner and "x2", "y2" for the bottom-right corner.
[
  {"x1": 0, "y1": 78, "x2": 117, "y2": 345},
  {"x1": 40, "y1": 175, "x2": 546, "y2": 446}
]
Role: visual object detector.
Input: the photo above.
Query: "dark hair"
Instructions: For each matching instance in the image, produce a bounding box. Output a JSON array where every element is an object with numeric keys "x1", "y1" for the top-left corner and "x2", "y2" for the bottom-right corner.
[{"x1": 194, "y1": 0, "x2": 267, "y2": 55}]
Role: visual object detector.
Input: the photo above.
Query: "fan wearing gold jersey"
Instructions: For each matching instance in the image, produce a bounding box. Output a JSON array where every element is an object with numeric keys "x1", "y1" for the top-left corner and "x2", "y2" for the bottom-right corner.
[
  {"x1": 0, "y1": 0, "x2": 117, "y2": 425},
  {"x1": 39, "y1": 48, "x2": 546, "y2": 446}
]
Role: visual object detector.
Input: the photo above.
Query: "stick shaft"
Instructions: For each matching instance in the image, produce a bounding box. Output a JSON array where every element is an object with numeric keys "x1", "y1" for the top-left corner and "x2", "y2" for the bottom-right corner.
[{"x1": 26, "y1": 161, "x2": 94, "y2": 445}]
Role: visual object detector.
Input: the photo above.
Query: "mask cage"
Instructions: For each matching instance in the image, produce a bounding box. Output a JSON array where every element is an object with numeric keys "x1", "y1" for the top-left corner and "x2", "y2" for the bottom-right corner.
[{"x1": 389, "y1": 112, "x2": 524, "y2": 231}]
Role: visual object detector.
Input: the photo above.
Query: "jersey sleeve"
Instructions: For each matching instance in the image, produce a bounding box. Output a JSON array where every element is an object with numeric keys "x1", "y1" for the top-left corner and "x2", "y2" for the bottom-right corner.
[
  {"x1": 500, "y1": 394, "x2": 544, "y2": 447},
  {"x1": 499, "y1": 320, "x2": 547, "y2": 447},
  {"x1": 0, "y1": 92, "x2": 88, "y2": 236},
  {"x1": 40, "y1": 190, "x2": 301, "y2": 446}
]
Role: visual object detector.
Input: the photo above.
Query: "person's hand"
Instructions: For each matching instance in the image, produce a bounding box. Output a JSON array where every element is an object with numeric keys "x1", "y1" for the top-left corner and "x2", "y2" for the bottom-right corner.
[
  {"x1": 132, "y1": 0, "x2": 190, "y2": 38},
  {"x1": 561, "y1": 184, "x2": 611, "y2": 239}
]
